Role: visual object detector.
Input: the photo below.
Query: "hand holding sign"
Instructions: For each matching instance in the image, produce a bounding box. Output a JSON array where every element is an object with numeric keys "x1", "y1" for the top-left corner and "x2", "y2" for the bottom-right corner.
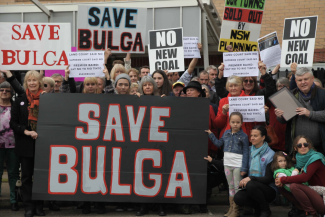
[
  {"x1": 291, "y1": 62, "x2": 298, "y2": 74},
  {"x1": 274, "y1": 109, "x2": 284, "y2": 118},
  {"x1": 0, "y1": 70, "x2": 12, "y2": 78},
  {"x1": 258, "y1": 61, "x2": 267, "y2": 75},
  {"x1": 222, "y1": 104, "x2": 229, "y2": 115},
  {"x1": 65, "y1": 65, "x2": 70, "y2": 81},
  {"x1": 218, "y1": 63, "x2": 224, "y2": 79}
]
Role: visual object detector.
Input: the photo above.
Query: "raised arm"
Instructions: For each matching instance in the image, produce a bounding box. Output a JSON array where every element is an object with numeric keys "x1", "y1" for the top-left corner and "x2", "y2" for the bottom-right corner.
[
  {"x1": 289, "y1": 62, "x2": 298, "y2": 90},
  {"x1": 258, "y1": 61, "x2": 276, "y2": 100},
  {"x1": 1, "y1": 70, "x2": 25, "y2": 95},
  {"x1": 215, "y1": 63, "x2": 229, "y2": 98},
  {"x1": 124, "y1": 53, "x2": 131, "y2": 71}
]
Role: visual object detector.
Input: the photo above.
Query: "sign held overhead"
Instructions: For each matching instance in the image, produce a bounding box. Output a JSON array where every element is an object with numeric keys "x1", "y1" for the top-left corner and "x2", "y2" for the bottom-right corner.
[
  {"x1": 77, "y1": 5, "x2": 147, "y2": 53},
  {"x1": 149, "y1": 28, "x2": 184, "y2": 72},
  {"x1": 281, "y1": 16, "x2": 318, "y2": 67}
]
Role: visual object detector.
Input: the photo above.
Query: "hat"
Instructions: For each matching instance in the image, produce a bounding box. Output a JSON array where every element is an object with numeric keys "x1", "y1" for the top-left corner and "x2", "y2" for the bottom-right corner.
[
  {"x1": 115, "y1": 74, "x2": 131, "y2": 87},
  {"x1": 183, "y1": 81, "x2": 206, "y2": 97},
  {"x1": 172, "y1": 81, "x2": 185, "y2": 89}
]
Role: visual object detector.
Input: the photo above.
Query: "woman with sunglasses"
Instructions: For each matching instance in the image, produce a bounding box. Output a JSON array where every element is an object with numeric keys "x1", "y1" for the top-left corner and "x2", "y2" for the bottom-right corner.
[
  {"x1": 215, "y1": 62, "x2": 276, "y2": 100},
  {"x1": 275, "y1": 136, "x2": 325, "y2": 217}
]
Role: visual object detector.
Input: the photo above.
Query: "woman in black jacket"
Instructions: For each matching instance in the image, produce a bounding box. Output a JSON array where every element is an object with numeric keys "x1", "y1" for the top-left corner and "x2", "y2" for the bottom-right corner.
[{"x1": 10, "y1": 70, "x2": 45, "y2": 217}]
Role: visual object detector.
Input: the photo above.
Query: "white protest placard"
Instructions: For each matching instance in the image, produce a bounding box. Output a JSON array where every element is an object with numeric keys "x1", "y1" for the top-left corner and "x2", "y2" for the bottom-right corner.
[
  {"x1": 77, "y1": 5, "x2": 147, "y2": 53},
  {"x1": 183, "y1": 37, "x2": 201, "y2": 58},
  {"x1": 258, "y1": 32, "x2": 281, "y2": 68},
  {"x1": 229, "y1": 96, "x2": 265, "y2": 122},
  {"x1": 223, "y1": 51, "x2": 259, "y2": 77},
  {"x1": 68, "y1": 52, "x2": 104, "y2": 77},
  {"x1": 281, "y1": 16, "x2": 318, "y2": 68},
  {"x1": 148, "y1": 28, "x2": 184, "y2": 72},
  {"x1": 0, "y1": 23, "x2": 71, "y2": 70}
]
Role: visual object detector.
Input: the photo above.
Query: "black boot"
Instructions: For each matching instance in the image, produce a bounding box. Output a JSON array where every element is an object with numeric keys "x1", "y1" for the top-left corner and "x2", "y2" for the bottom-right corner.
[
  {"x1": 158, "y1": 204, "x2": 166, "y2": 216},
  {"x1": 259, "y1": 210, "x2": 272, "y2": 217},
  {"x1": 49, "y1": 201, "x2": 60, "y2": 211},
  {"x1": 136, "y1": 204, "x2": 148, "y2": 216},
  {"x1": 199, "y1": 204, "x2": 208, "y2": 213},
  {"x1": 24, "y1": 210, "x2": 34, "y2": 217},
  {"x1": 11, "y1": 202, "x2": 19, "y2": 211},
  {"x1": 97, "y1": 202, "x2": 106, "y2": 214},
  {"x1": 34, "y1": 208, "x2": 45, "y2": 216},
  {"x1": 82, "y1": 202, "x2": 91, "y2": 214}
]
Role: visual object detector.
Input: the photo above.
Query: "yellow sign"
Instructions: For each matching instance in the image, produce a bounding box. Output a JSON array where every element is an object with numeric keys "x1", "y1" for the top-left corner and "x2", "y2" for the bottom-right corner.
[{"x1": 219, "y1": 39, "x2": 258, "y2": 52}]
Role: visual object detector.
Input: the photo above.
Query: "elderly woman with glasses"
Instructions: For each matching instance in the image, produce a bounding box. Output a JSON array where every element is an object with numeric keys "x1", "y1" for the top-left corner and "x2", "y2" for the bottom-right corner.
[{"x1": 275, "y1": 135, "x2": 325, "y2": 217}]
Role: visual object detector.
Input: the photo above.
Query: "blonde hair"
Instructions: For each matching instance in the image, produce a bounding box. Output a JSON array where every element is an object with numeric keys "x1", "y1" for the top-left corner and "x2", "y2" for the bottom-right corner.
[
  {"x1": 23, "y1": 70, "x2": 43, "y2": 90},
  {"x1": 130, "y1": 83, "x2": 139, "y2": 89},
  {"x1": 83, "y1": 77, "x2": 99, "y2": 94},
  {"x1": 128, "y1": 68, "x2": 140, "y2": 80},
  {"x1": 226, "y1": 75, "x2": 243, "y2": 91},
  {"x1": 42, "y1": 77, "x2": 55, "y2": 88},
  {"x1": 110, "y1": 64, "x2": 126, "y2": 81}
]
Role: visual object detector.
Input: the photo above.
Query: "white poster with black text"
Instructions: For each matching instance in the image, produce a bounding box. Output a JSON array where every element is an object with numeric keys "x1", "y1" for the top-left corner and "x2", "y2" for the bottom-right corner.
[
  {"x1": 281, "y1": 16, "x2": 318, "y2": 68},
  {"x1": 229, "y1": 96, "x2": 265, "y2": 122},
  {"x1": 183, "y1": 37, "x2": 201, "y2": 58},
  {"x1": 68, "y1": 51, "x2": 104, "y2": 77},
  {"x1": 223, "y1": 51, "x2": 259, "y2": 77},
  {"x1": 148, "y1": 28, "x2": 184, "y2": 72}
]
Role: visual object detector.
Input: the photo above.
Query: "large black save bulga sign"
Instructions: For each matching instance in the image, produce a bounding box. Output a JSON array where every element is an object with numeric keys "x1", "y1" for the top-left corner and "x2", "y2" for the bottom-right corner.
[{"x1": 32, "y1": 94, "x2": 209, "y2": 204}]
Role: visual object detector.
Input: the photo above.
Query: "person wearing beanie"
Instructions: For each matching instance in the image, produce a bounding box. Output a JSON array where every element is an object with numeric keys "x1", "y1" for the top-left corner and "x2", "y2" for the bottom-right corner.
[{"x1": 114, "y1": 74, "x2": 131, "y2": 95}]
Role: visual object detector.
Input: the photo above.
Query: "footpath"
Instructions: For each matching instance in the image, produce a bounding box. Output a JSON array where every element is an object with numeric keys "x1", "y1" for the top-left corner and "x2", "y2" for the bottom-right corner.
[{"x1": 0, "y1": 171, "x2": 291, "y2": 217}]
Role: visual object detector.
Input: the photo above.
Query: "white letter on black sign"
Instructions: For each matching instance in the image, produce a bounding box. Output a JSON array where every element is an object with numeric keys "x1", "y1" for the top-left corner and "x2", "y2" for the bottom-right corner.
[
  {"x1": 156, "y1": 32, "x2": 166, "y2": 47},
  {"x1": 166, "y1": 31, "x2": 176, "y2": 46},
  {"x1": 103, "y1": 104, "x2": 125, "y2": 142},
  {"x1": 81, "y1": 146, "x2": 107, "y2": 195},
  {"x1": 300, "y1": 19, "x2": 310, "y2": 37},
  {"x1": 110, "y1": 147, "x2": 131, "y2": 195},
  {"x1": 126, "y1": 106, "x2": 146, "y2": 142},
  {"x1": 149, "y1": 107, "x2": 170, "y2": 142},
  {"x1": 165, "y1": 151, "x2": 192, "y2": 198},
  {"x1": 134, "y1": 149, "x2": 162, "y2": 197},
  {"x1": 76, "y1": 103, "x2": 100, "y2": 140},
  {"x1": 49, "y1": 145, "x2": 78, "y2": 194}
]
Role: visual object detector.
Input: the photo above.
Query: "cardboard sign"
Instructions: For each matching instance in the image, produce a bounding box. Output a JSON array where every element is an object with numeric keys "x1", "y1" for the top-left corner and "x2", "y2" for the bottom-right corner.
[
  {"x1": 281, "y1": 16, "x2": 318, "y2": 67},
  {"x1": 183, "y1": 37, "x2": 201, "y2": 58},
  {"x1": 77, "y1": 6, "x2": 147, "y2": 53},
  {"x1": 258, "y1": 32, "x2": 281, "y2": 68},
  {"x1": 32, "y1": 94, "x2": 209, "y2": 204},
  {"x1": 0, "y1": 23, "x2": 71, "y2": 70},
  {"x1": 218, "y1": 0, "x2": 266, "y2": 52},
  {"x1": 229, "y1": 96, "x2": 265, "y2": 122},
  {"x1": 223, "y1": 51, "x2": 259, "y2": 77},
  {"x1": 68, "y1": 51, "x2": 104, "y2": 77},
  {"x1": 148, "y1": 28, "x2": 184, "y2": 72}
]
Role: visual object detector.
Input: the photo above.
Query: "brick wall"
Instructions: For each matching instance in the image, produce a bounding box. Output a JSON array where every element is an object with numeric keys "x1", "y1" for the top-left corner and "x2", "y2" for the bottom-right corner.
[{"x1": 212, "y1": 0, "x2": 325, "y2": 63}]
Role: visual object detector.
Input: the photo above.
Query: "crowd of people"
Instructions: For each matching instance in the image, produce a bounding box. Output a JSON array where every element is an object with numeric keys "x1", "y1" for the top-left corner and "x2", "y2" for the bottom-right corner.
[{"x1": 0, "y1": 44, "x2": 325, "y2": 217}]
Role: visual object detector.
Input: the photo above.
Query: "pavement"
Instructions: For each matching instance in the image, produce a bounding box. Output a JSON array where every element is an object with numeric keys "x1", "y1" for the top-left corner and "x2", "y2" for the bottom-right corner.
[{"x1": 1, "y1": 171, "x2": 291, "y2": 217}]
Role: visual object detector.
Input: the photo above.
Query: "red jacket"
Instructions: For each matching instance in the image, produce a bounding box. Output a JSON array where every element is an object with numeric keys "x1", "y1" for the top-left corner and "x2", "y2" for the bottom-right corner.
[
  {"x1": 214, "y1": 91, "x2": 254, "y2": 138},
  {"x1": 267, "y1": 101, "x2": 286, "y2": 151}
]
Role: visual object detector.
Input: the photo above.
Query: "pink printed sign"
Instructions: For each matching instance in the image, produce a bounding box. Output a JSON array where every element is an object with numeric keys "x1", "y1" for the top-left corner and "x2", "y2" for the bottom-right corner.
[{"x1": 45, "y1": 47, "x2": 84, "y2": 82}]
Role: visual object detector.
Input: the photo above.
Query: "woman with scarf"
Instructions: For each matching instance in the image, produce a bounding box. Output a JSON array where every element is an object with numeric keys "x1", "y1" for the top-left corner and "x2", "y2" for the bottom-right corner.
[
  {"x1": 10, "y1": 70, "x2": 45, "y2": 217},
  {"x1": 275, "y1": 136, "x2": 325, "y2": 217},
  {"x1": 234, "y1": 125, "x2": 275, "y2": 217}
]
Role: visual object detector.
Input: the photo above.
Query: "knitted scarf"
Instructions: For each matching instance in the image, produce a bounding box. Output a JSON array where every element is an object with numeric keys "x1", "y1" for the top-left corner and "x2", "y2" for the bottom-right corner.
[
  {"x1": 296, "y1": 149, "x2": 325, "y2": 173},
  {"x1": 26, "y1": 88, "x2": 42, "y2": 131},
  {"x1": 250, "y1": 142, "x2": 269, "y2": 177}
]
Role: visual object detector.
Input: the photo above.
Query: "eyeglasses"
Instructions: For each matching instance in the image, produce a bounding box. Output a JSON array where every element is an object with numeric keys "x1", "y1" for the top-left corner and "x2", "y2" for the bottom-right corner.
[
  {"x1": 85, "y1": 83, "x2": 95, "y2": 86},
  {"x1": 296, "y1": 143, "x2": 309, "y2": 148},
  {"x1": 243, "y1": 79, "x2": 254, "y2": 84},
  {"x1": 44, "y1": 84, "x2": 48, "y2": 87},
  {"x1": 0, "y1": 89, "x2": 10, "y2": 93}
]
